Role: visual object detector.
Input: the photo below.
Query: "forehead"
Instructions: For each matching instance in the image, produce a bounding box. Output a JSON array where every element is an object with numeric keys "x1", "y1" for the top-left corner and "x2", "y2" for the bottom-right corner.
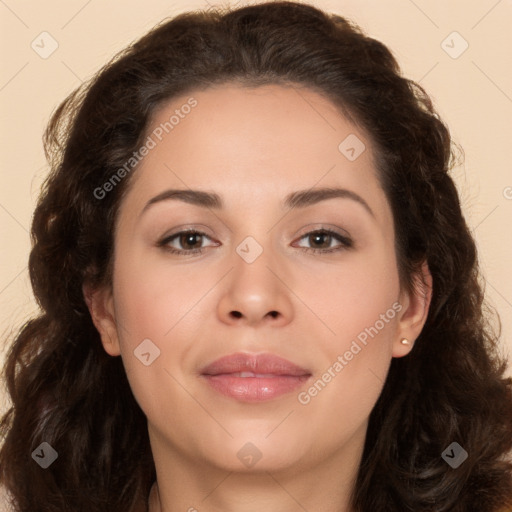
[{"x1": 119, "y1": 83, "x2": 389, "y2": 222}]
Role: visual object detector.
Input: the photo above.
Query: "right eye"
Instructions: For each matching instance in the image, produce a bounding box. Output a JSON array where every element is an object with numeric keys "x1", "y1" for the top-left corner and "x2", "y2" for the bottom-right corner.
[{"x1": 157, "y1": 230, "x2": 217, "y2": 256}]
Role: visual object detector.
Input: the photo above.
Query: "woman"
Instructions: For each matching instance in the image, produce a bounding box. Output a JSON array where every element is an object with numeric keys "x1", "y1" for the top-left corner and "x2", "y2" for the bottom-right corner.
[{"x1": 1, "y1": 1, "x2": 511, "y2": 510}]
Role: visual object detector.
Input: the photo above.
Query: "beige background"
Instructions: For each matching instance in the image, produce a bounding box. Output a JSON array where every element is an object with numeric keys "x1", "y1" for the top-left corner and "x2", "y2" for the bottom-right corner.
[{"x1": 1, "y1": 0, "x2": 511, "y2": 416}]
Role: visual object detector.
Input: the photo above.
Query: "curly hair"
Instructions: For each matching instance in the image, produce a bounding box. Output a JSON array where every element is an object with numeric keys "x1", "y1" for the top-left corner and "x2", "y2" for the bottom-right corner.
[{"x1": 1, "y1": 1, "x2": 511, "y2": 511}]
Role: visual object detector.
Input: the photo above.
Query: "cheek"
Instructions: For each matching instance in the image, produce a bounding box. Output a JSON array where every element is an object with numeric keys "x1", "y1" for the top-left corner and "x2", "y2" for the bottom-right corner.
[
  {"x1": 294, "y1": 249, "x2": 400, "y2": 421},
  {"x1": 110, "y1": 250, "x2": 221, "y2": 413},
  {"x1": 296, "y1": 296, "x2": 398, "y2": 449},
  {"x1": 312, "y1": 270, "x2": 399, "y2": 385},
  {"x1": 108, "y1": 251, "x2": 180, "y2": 407},
  {"x1": 301, "y1": 244, "x2": 401, "y2": 343},
  {"x1": 112, "y1": 249, "x2": 206, "y2": 344}
]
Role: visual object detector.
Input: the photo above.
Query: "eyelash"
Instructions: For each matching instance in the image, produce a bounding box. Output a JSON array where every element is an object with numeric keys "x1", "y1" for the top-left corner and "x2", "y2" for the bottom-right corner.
[{"x1": 157, "y1": 228, "x2": 353, "y2": 256}]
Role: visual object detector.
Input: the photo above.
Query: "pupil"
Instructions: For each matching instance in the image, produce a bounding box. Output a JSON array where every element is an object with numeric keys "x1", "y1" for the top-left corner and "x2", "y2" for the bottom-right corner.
[
  {"x1": 312, "y1": 232, "x2": 329, "y2": 248},
  {"x1": 183, "y1": 233, "x2": 200, "y2": 248}
]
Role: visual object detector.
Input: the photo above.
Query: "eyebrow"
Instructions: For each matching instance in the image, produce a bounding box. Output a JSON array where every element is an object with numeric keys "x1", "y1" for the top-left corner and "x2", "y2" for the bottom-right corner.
[{"x1": 139, "y1": 186, "x2": 375, "y2": 218}]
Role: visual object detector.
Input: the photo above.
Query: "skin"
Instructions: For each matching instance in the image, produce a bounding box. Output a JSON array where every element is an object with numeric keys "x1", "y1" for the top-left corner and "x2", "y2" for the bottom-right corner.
[{"x1": 84, "y1": 83, "x2": 432, "y2": 512}]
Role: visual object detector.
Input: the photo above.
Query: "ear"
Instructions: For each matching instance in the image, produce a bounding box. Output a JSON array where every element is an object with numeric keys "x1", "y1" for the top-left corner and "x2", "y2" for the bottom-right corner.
[
  {"x1": 392, "y1": 260, "x2": 432, "y2": 358},
  {"x1": 82, "y1": 281, "x2": 121, "y2": 357}
]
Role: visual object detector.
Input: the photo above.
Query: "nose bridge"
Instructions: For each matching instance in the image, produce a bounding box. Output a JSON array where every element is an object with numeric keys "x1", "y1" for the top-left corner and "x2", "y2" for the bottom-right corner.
[
  {"x1": 228, "y1": 191, "x2": 282, "y2": 268},
  {"x1": 228, "y1": 188, "x2": 296, "y2": 282},
  {"x1": 231, "y1": 231, "x2": 279, "y2": 294}
]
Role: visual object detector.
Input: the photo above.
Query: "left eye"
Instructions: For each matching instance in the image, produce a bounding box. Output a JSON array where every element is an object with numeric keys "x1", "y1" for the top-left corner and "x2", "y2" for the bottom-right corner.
[
  {"x1": 294, "y1": 229, "x2": 353, "y2": 253},
  {"x1": 158, "y1": 229, "x2": 352, "y2": 255}
]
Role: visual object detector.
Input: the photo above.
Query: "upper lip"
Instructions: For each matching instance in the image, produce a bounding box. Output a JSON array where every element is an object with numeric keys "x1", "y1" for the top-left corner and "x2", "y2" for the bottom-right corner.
[{"x1": 200, "y1": 352, "x2": 311, "y2": 377}]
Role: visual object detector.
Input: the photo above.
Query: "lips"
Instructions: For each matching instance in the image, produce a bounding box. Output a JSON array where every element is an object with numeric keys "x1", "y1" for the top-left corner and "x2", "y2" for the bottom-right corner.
[
  {"x1": 200, "y1": 353, "x2": 311, "y2": 402},
  {"x1": 200, "y1": 352, "x2": 311, "y2": 377}
]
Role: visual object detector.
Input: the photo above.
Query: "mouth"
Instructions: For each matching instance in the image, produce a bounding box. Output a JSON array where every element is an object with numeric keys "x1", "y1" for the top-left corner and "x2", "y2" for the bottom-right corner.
[{"x1": 200, "y1": 352, "x2": 312, "y2": 402}]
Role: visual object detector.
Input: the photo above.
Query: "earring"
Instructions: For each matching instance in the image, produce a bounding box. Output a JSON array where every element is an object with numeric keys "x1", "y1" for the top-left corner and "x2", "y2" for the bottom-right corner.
[{"x1": 400, "y1": 338, "x2": 410, "y2": 345}]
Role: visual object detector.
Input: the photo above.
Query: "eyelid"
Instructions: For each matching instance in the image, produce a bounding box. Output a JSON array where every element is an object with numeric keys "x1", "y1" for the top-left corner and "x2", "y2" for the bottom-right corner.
[
  {"x1": 294, "y1": 223, "x2": 351, "y2": 240},
  {"x1": 157, "y1": 228, "x2": 218, "y2": 250}
]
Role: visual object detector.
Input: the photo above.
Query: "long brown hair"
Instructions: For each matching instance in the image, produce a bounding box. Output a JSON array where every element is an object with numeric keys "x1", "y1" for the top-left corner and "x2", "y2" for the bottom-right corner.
[{"x1": 1, "y1": 2, "x2": 511, "y2": 510}]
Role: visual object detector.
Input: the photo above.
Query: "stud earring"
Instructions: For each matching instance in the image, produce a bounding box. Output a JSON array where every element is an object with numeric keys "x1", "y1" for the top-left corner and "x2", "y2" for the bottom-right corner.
[{"x1": 400, "y1": 338, "x2": 410, "y2": 345}]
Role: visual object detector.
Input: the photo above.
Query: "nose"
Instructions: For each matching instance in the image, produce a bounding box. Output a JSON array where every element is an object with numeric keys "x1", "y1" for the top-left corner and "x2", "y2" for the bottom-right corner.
[{"x1": 216, "y1": 243, "x2": 294, "y2": 328}]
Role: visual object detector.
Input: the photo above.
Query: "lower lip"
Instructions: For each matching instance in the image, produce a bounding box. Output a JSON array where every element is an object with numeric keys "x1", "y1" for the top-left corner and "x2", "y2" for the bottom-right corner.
[{"x1": 201, "y1": 374, "x2": 311, "y2": 402}]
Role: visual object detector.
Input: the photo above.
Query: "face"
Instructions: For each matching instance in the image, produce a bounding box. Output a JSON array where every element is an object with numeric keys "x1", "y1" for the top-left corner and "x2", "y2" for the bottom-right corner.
[{"x1": 86, "y1": 83, "x2": 430, "y2": 476}]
